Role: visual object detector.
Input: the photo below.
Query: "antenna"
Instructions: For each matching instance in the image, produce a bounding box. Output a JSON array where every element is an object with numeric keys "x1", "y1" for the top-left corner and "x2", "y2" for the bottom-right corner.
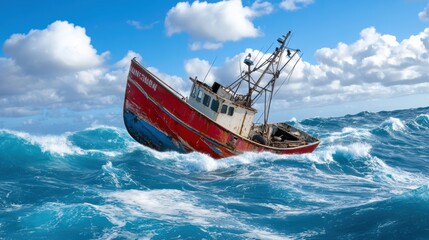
[{"x1": 202, "y1": 56, "x2": 217, "y2": 83}]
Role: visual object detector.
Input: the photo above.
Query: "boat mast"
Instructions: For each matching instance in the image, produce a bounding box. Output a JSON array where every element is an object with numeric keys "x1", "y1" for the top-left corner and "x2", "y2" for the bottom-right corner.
[
  {"x1": 226, "y1": 32, "x2": 300, "y2": 136},
  {"x1": 246, "y1": 32, "x2": 300, "y2": 136},
  {"x1": 243, "y1": 31, "x2": 291, "y2": 107}
]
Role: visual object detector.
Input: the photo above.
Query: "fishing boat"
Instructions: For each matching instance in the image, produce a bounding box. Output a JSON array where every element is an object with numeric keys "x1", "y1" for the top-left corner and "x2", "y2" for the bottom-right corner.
[{"x1": 123, "y1": 32, "x2": 320, "y2": 159}]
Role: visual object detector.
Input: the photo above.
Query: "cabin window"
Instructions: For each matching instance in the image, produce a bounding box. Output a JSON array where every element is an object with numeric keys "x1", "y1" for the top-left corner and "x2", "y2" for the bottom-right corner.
[
  {"x1": 190, "y1": 85, "x2": 197, "y2": 98},
  {"x1": 211, "y1": 99, "x2": 219, "y2": 112},
  {"x1": 221, "y1": 104, "x2": 228, "y2": 114},
  {"x1": 203, "y1": 94, "x2": 211, "y2": 107},
  {"x1": 196, "y1": 90, "x2": 203, "y2": 102},
  {"x1": 228, "y1": 106, "x2": 234, "y2": 116}
]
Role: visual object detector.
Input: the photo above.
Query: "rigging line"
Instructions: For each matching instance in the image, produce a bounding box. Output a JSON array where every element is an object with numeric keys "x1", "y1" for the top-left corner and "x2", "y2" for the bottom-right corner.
[
  {"x1": 286, "y1": 32, "x2": 293, "y2": 47},
  {"x1": 256, "y1": 105, "x2": 263, "y2": 123},
  {"x1": 250, "y1": 51, "x2": 291, "y2": 105},
  {"x1": 264, "y1": 89, "x2": 268, "y2": 127},
  {"x1": 254, "y1": 41, "x2": 274, "y2": 70},
  {"x1": 273, "y1": 53, "x2": 303, "y2": 98},
  {"x1": 202, "y1": 56, "x2": 217, "y2": 83},
  {"x1": 254, "y1": 53, "x2": 301, "y2": 124}
]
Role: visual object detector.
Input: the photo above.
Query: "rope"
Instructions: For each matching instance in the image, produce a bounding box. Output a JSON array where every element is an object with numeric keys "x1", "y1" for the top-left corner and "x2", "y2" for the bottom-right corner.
[
  {"x1": 273, "y1": 53, "x2": 302, "y2": 97},
  {"x1": 255, "y1": 52, "x2": 303, "y2": 124}
]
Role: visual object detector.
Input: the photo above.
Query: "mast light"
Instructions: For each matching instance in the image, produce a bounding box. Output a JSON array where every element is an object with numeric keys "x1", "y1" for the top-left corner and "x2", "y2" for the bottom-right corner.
[{"x1": 244, "y1": 53, "x2": 253, "y2": 66}]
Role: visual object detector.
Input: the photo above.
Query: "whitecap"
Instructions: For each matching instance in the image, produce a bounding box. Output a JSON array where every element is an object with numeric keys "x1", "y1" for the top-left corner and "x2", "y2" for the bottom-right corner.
[
  {"x1": 414, "y1": 114, "x2": 429, "y2": 128},
  {"x1": 325, "y1": 127, "x2": 372, "y2": 143},
  {"x1": 5, "y1": 130, "x2": 84, "y2": 156},
  {"x1": 289, "y1": 117, "x2": 298, "y2": 123},
  {"x1": 87, "y1": 149, "x2": 121, "y2": 157},
  {"x1": 381, "y1": 117, "x2": 406, "y2": 132},
  {"x1": 101, "y1": 161, "x2": 136, "y2": 188},
  {"x1": 85, "y1": 124, "x2": 123, "y2": 132},
  {"x1": 309, "y1": 141, "x2": 428, "y2": 189},
  {"x1": 101, "y1": 189, "x2": 229, "y2": 226},
  {"x1": 242, "y1": 229, "x2": 292, "y2": 240},
  {"x1": 305, "y1": 142, "x2": 372, "y2": 165},
  {"x1": 148, "y1": 149, "x2": 275, "y2": 172},
  {"x1": 98, "y1": 189, "x2": 295, "y2": 239},
  {"x1": 338, "y1": 142, "x2": 372, "y2": 158},
  {"x1": 1, "y1": 128, "x2": 129, "y2": 157},
  {"x1": 368, "y1": 156, "x2": 429, "y2": 192}
]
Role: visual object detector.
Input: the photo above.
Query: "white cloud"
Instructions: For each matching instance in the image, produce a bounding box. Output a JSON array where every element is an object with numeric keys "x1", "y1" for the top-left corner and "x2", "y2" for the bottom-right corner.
[
  {"x1": 280, "y1": 0, "x2": 314, "y2": 11},
  {"x1": 115, "y1": 50, "x2": 142, "y2": 68},
  {"x1": 181, "y1": 27, "x2": 429, "y2": 112},
  {"x1": 282, "y1": 27, "x2": 429, "y2": 108},
  {"x1": 4, "y1": 21, "x2": 104, "y2": 76},
  {"x1": 251, "y1": 0, "x2": 274, "y2": 16},
  {"x1": 127, "y1": 20, "x2": 144, "y2": 29},
  {"x1": 127, "y1": 20, "x2": 159, "y2": 30},
  {"x1": 189, "y1": 41, "x2": 223, "y2": 51},
  {"x1": 0, "y1": 21, "x2": 142, "y2": 117},
  {"x1": 184, "y1": 58, "x2": 216, "y2": 84},
  {"x1": 147, "y1": 67, "x2": 190, "y2": 97},
  {"x1": 419, "y1": 4, "x2": 429, "y2": 21},
  {"x1": 165, "y1": 0, "x2": 272, "y2": 48}
]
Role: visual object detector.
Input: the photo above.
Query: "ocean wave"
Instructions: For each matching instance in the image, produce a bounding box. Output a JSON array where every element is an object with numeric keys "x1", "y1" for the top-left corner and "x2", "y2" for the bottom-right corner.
[
  {"x1": 283, "y1": 185, "x2": 429, "y2": 239},
  {"x1": 143, "y1": 138, "x2": 426, "y2": 197},
  {"x1": 380, "y1": 117, "x2": 407, "y2": 132},
  {"x1": 304, "y1": 142, "x2": 372, "y2": 166},
  {"x1": 414, "y1": 114, "x2": 429, "y2": 128},
  {"x1": 325, "y1": 127, "x2": 372, "y2": 143},
  {"x1": 0, "y1": 129, "x2": 84, "y2": 156},
  {"x1": 96, "y1": 189, "x2": 291, "y2": 239},
  {"x1": 369, "y1": 157, "x2": 429, "y2": 192},
  {"x1": 0, "y1": 127, "x2": 136, "y2": 158},
  {"x1": 101, "y1": 161, "x2": 137, "y2": 188},
  {"x1": 147, "y1": 147, "x2": 288, "y2": 173},
  {"x1": 2, "y1": 201, "x2": 106, "y2": 239},
  {"x1": 370, "y1": 117, "x2": 412, "y2": 141},
  {"x1": 68, "y1": 126, "x2": 128, "y2": 151},
  {"x1": 292, "y1": 140, "x2": 429, "y2": 200},
  {"x1": 2, "y1": 105, "x2": 429, "y2": 239},
  {"x1": 102, "y1": 189, "x2": 229, "y2": 226}
]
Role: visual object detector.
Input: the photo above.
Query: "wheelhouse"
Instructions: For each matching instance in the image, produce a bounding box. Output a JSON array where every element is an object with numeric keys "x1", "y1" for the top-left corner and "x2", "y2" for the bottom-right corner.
[{"x1": 187, "y1": 79, "x2": 256, "y2": 137}]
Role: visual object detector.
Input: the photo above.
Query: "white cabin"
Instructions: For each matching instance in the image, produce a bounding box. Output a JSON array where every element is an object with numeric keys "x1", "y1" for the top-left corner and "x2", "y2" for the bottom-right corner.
[{"x1": 187, "y1": 80, "x2": 256, "y2": 137}]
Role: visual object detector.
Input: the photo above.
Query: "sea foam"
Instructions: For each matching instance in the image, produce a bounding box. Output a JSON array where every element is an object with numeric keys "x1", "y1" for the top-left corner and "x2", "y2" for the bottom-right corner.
[
  {"x1": 102, "y1": 189, "x2": 229, "y2": 226},
  {"x1": 381, "y1": 117, "x2": 407, "y2": 132},
  {"x1": 1, "y1": 129, "x2": 84, "y2": 156}
]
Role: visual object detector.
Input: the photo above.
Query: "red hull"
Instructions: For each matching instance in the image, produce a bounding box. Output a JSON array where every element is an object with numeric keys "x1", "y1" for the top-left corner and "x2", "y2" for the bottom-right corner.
[{"x1": 123, "y1": 59, "x2": 319, "y2": 159}]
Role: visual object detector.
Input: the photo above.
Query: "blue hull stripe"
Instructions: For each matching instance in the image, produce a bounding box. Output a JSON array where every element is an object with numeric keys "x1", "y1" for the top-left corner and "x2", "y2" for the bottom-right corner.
[{"x1": 124, "y1": 110, "x2": 186, "y2": 153}]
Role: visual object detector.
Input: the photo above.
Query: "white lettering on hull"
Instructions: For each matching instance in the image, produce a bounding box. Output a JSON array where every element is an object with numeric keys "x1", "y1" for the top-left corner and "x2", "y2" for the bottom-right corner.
[{"x1": 129, "y1": 66, "x2": 158, "y2": 92}]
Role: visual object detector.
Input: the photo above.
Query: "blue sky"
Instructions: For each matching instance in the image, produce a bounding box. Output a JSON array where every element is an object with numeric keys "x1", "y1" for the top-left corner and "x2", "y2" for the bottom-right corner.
[{"x1": 1, "y1": 0, "x2": 429, "y2": 133}]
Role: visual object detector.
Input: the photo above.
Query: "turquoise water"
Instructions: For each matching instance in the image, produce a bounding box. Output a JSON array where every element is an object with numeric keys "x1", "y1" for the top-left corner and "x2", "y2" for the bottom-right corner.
[{"x1": 1, "y1": 106, "x2": 428, "y2": 239}]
